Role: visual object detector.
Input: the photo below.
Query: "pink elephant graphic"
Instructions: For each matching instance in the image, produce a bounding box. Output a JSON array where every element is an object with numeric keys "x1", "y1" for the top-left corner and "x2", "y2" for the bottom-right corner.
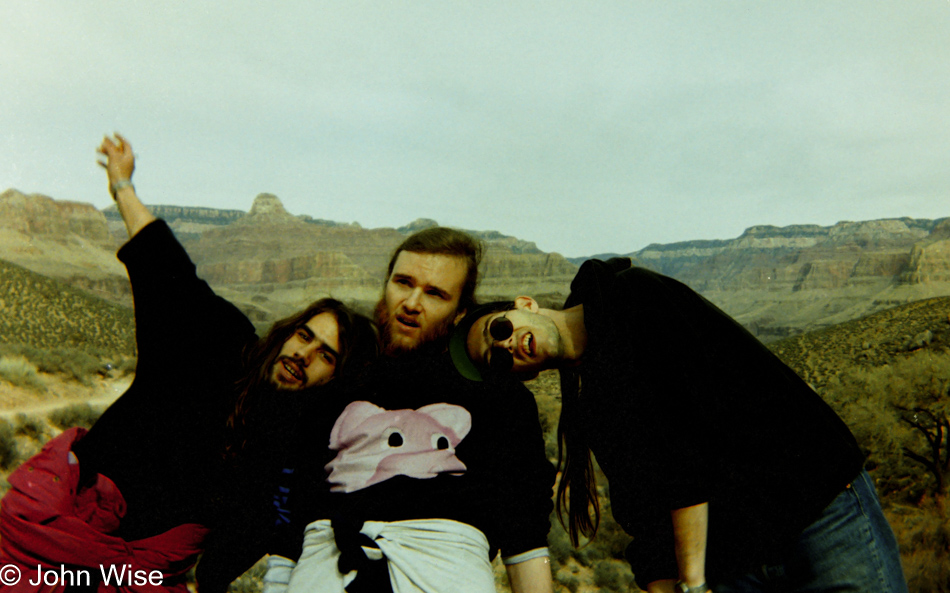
[{"x1": 325, "y1": 401, "x2": 472, "y2": 493}]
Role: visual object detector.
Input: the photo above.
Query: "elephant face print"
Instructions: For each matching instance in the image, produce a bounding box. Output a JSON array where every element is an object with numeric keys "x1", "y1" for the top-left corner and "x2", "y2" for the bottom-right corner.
[{"x1": 325, "y1": 401, "x2": 472, "y2": 493}]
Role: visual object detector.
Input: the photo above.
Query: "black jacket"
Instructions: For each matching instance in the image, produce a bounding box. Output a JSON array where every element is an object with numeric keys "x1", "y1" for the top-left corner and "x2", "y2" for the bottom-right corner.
[{"x1": 71, "y1": 220, "x2": 257, "y2": 541}]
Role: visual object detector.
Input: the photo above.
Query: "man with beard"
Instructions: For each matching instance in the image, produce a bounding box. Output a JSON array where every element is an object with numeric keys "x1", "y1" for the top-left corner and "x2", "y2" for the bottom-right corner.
[
  {"x1": 450, "y1": 258, "x2": 908, "y2": 593},
  {"x1": 374, "y1": 228, "x2": 481, "y2": 356},
  {"x1": 0, "y1": 135, "x2": 379, "y2": 593},
  {"x1": 263, "y1": 228, "x2": 556, "y2": 593}
]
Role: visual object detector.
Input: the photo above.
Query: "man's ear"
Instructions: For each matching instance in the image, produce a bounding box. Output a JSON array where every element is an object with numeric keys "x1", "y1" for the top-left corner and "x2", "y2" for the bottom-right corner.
[
  {"x1": 453, "y1": 308, "x2": 466, "y2": 326},
  {"x1": 513, "y1": 296, "x2": 539, "y2": 312}
]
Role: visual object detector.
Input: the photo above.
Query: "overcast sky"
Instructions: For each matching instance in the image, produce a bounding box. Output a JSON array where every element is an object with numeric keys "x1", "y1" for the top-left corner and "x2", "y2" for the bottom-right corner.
[{"x1": 2, "y1": 2, "x2": 948, "y2": 257}]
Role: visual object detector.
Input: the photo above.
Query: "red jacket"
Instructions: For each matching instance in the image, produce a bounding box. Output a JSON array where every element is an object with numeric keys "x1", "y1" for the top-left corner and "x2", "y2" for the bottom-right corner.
[{"x1": 0, "y1": 428, "x2": 209, "y2": 593}]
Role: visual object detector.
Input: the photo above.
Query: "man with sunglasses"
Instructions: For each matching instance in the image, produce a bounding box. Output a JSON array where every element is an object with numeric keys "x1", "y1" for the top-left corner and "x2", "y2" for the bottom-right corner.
[{"x1": 450, "y1": 257, "x2": 907, "y2": 593}]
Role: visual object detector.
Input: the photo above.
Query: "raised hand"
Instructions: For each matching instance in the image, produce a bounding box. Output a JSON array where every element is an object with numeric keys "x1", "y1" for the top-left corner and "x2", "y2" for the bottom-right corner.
[
  {"x1": 96, "y1": 133, "x2": 154, "y2": 237},
  {"x1": 97, "y1": 133, "x2": 135, "y2": 195}
]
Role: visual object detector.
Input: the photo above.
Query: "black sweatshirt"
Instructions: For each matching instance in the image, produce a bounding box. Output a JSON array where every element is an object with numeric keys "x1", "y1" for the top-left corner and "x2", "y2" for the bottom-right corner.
[
  {"x1": 566, "y1": 259, "x2": 865, "y2": 585},
  {"x1": 71, "y1": 220, "x2": 257, "y2": 542}
]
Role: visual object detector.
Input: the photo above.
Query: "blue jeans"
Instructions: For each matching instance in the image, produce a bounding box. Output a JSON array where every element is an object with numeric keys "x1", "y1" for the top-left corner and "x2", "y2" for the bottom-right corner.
[{"x1": 712, "y1": 470, "x2": 908, "y2": 593}]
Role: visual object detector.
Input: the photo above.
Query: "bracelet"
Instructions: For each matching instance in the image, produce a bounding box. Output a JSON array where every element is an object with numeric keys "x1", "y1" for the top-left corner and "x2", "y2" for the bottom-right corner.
[{"x1": 110, "y1": 179, "x2": 134, "y2": 197}]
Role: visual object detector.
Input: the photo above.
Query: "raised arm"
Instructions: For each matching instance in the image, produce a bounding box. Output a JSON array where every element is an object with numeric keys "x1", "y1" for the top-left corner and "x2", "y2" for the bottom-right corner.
[
  {"x1": 97, "y1": 133, "x2": 256, "y2": 377},
  {"x1": 97, "y1": 133, "x2": 155, "y2": 238}
]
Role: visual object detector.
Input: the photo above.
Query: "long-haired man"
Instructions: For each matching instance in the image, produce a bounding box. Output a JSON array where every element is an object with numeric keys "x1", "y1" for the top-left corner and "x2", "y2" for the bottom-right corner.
[{"x1": 0, "y1": 135, "x2": 378, "y2": 593}]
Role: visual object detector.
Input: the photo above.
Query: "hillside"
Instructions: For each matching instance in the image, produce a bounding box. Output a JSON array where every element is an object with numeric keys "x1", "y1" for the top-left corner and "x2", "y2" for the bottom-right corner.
[
  {"x1": 771, "y1": 296, "x2": 950, "y2": 391},
  {"x1": 0, "y1": 257, "x2": 134, "y2": 354},
  {"x1": 770, "y1": 299, "x2": 950, "y2": 593}
]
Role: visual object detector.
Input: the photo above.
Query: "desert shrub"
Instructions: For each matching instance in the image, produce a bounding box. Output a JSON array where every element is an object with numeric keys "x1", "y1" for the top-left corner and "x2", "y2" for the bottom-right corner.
[
  {"x1": 14, "y1": 413, "x2": 49, "y2": 442},
  {"x1": 887, "y1": 501, "x2": 950, "y2": 593},
  {"x1": 0, "y1": 355, "x2": 46, "y2": 392},
  {"x1": 0, "y1": 420, "x2": 20, "y2": 469},
  {"x1": 544, "y1": 429, "x2": 559, "y2": 464},
  {"x1": 227, "y1": 558, "x2": 267, "y2": 593},
  {"x1": 48, "y1": 403, "x2": 101, "y2": 430},
  {"x1": 822, "y1": 349, "x2": 950, "y2": 501},
  {"x1": 554, "y1": 571, "x2": 580, "y2": 593},
  {"x1": 37, "y1": 349, "x2": 100, "y2": 382},
  {"x1": 111, "y1": 355, "x2": 138, "y2": 377},
  {"x1": 0, "y1": 344, "x2": 135, "y2": 384},
  {"x1": 573, "y1": 538, "x2": 609, "y2": 568},
  {"x1": 35, "y1": 349, "x2": 108, "y2": 385},
  {"x1": 549, "y1": 518, "x2": 581, "y2": 567},
  {"x1": 593, "y1": 559, "x2": 636, "y2": 592}
]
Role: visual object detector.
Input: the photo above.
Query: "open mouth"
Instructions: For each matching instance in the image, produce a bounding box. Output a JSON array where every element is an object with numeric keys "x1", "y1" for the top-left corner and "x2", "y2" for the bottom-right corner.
[
  {"x1": 281, "y1": 359, "x2": 305, "y2": 383},
  {"x1": 520, "y1": 332, "x2": 535, "y2": 357},
  {"x1": 395, "y1": 314, "x2": 420, "y2": 331}
]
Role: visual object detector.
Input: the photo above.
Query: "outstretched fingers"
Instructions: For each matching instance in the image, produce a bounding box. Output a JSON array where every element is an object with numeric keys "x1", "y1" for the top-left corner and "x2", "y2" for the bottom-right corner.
[{"x1": 97, "y1": 132, "x2": 135, "y2": 187}]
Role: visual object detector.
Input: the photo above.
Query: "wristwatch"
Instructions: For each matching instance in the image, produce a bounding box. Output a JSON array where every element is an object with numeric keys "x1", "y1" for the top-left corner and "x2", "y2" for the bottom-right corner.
[{"x1": 674, "y1": 581, "x2": 710, "y2": 593}]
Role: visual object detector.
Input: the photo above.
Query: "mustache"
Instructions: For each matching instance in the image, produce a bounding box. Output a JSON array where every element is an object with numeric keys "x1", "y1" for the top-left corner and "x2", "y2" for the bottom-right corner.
[{"x1": 374, "y1": 298, "x2": 454, "y2": 356}]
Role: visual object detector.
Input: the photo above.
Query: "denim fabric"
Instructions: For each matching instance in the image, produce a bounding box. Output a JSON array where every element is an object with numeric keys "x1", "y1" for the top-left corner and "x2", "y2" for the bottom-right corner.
[{"x1": 712, "y1": 470, "x2": 908, "y2": 593}]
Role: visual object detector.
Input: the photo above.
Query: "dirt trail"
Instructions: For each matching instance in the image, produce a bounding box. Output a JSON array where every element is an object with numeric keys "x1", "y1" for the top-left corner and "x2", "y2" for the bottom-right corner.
[{"x1": 0, "y1": 375, "x2": 132, "y2": 420}]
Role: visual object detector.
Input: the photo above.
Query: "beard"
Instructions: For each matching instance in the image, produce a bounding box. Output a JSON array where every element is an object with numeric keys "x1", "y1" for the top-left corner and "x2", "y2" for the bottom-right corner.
[
  {"x1": 374, "y1": 298, "x2": 455, "y2": 357},
  {"x1": 267, "y1": 356, "x2": 304, "y2": 391}
]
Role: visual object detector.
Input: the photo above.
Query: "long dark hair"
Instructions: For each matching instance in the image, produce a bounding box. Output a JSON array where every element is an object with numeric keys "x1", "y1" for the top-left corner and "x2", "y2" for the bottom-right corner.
[
  {"x1": 226, "y1": 298, "x2": 379, "y2": 455},
  {"x1": 555, "y1": 366, "x2": 601, "y2": 546}
]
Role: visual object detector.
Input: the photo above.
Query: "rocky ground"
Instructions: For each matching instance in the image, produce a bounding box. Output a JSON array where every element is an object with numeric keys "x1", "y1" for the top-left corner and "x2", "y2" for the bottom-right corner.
[{"x1": 0, "y1": 373, "x2": 128, "y2": 501}]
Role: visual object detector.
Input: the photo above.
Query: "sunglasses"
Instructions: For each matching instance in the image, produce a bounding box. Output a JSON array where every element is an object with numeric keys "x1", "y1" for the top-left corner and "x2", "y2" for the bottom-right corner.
[{"x1": 486, "y1": 315, "x2": 514, "y2": 373}]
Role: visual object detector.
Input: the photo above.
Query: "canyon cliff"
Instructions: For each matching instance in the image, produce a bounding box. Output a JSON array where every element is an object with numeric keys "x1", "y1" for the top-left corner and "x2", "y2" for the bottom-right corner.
[
  {"x1": 4, "y1": 186, "x2": 950, "y2": 338},
  {"x1": 0, "y1": 189, "x2": 130, "y2": 304},
  {"x1": 595, "y1": 217, "x2": 950, "y2": 338}
]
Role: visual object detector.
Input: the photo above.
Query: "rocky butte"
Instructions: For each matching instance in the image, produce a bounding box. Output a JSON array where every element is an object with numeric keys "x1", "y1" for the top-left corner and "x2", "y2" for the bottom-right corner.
[
  {"x1": 3, "y1": 187, "x2": 950, "y2": 337},
  {"x1": 105, "y1": 193, "x2": 579, "y2": 322}
]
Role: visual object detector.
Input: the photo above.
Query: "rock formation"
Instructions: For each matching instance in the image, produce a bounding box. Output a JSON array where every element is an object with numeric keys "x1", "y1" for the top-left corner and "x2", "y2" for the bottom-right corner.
[
  {"x1": 0, "y1": 189, "x2": 115, "y2": 247},
  {"x1": 0, "y1": 190, "x2": 129, "y2": 304},
  {"x1": 602, "y1": 217, "x2": 950, "y2": 339},
  {"x1": 5, "y1": 186, "x2": 950, "y2": 338},
  {"x1": 902, "y1": 220, "x2": 950, "y2": 284},
  {"x1": 180, "y1": 194, "x2": 579, "y2": 318}
]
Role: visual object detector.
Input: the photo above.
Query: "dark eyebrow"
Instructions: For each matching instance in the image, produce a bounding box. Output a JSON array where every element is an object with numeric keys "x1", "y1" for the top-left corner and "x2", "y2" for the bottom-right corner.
[
  {"x1": 422, "y1": 281, "x2": 451, "y2": 299},
  {"x1": 321, "y1": 343, "x2": 340, "y2": 359},
  {"x1": 298, "y1": 324, "x2": 340, "y2": 359},
  {"x1": 394, "y1": 273, "x2": 451, "y2": 300}
]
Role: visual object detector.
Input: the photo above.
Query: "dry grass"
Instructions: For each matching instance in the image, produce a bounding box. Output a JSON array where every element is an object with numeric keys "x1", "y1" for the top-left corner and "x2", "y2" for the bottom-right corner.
[{"x1": 0, "y1": 356, "x2": 46, "y2": 392}]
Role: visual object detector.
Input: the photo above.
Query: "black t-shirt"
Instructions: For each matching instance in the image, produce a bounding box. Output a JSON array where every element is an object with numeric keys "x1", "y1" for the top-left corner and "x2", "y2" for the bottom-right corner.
[{"x1": 566, "y1": 259, "x2": 866, "y2": 584}]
